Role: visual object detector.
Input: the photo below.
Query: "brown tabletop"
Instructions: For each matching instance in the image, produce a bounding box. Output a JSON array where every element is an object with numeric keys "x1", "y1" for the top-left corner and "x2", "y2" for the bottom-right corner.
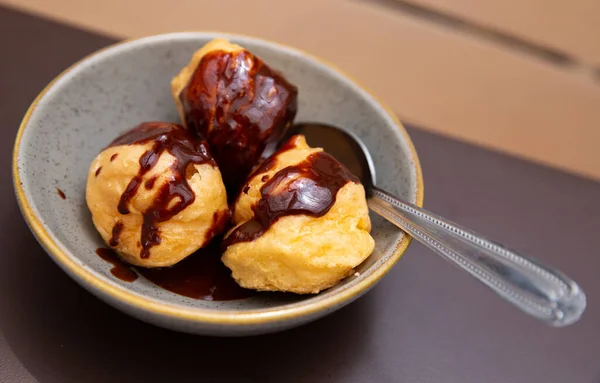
[{"x1": 1, "y1": 6, "x2": 599, "y2": 383}]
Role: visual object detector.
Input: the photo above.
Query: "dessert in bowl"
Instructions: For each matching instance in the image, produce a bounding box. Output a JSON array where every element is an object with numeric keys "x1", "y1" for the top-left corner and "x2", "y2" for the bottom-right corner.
[{"x1": 13, "y1": 32, "x2": 423, "y2": 336}]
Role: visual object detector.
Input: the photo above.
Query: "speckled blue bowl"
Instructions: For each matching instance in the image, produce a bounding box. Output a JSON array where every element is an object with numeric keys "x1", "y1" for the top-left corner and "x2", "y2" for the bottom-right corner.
[{"x1": 13, "y1": 32, "x2": 423, "y2": 336}]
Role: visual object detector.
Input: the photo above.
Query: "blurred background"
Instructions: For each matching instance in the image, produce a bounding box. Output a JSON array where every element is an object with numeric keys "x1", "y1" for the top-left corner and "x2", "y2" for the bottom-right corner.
[{"x1": 3, "y1": 0, "x2": 599, "y2": 180}]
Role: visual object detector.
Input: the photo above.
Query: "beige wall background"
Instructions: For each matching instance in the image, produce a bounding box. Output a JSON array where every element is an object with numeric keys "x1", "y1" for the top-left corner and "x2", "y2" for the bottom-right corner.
[{"x1": 3, "y1": 0, "x2": 600, "y2": 179}]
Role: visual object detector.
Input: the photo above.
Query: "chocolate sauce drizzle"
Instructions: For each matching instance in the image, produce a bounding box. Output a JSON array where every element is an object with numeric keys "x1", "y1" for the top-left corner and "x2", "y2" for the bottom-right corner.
[
  {"x1": 109, "y1": 221, "x2": 123, "y2": 247},
  {"x1": 56, "y1": 188, "x2": 66, "y2": 200},
  {"x1": 107, "y1": 122, "x2": 215, "y2": 258},
  {"x1": 95, "y1": 243, "x2": 253, "y2": 301},
  {"x1": 94, "y1": 209, "x2": 248, "y2": 301},
  {"x1": 224, "y1": 151, "x2": 358, "y2": 247},
  {"x1": 137, "y1": 239, "x2": 254, "y2": 301},
  {"x1": 180, "y1": 49, "x2": 298, "y2": 193},
  {"x1": 96, "y1": 248, "x2": 138, "y2": 282},
  {"x1": 144, "y1": 175, "x2": 158, "y2": 190}
]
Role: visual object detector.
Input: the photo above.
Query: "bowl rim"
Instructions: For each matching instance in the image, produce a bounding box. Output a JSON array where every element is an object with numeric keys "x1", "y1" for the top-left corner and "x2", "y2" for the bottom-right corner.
[{"x1": 12, "y1": 32, "x2": 424, "y2": 326}]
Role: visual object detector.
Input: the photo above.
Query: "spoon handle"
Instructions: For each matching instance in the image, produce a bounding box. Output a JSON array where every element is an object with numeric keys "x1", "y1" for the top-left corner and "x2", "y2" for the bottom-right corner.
[{"x1": 368, "y1": 186, "x2": 586, "y2": 326}]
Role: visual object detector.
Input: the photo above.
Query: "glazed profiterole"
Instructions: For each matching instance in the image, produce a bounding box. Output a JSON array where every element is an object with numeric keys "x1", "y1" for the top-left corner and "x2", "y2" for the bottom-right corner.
[
  {"x1": 222, "y1": 135, "x2": 374, "y2": 294},
  {"x1": 87, "y1": 39, "x2": 373, "y2": 299},
  {"x1": 86, "y1": 122, "x2": 229, "y2": 268},
  {"x1": 171, "y1": 38, "x2": 298, "y2": 192}
]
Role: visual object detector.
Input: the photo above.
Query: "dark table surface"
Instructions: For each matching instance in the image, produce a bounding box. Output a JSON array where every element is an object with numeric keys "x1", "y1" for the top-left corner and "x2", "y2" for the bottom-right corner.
[{"x1": 1, "y1": 6, "x2": 599, "y2": 383}]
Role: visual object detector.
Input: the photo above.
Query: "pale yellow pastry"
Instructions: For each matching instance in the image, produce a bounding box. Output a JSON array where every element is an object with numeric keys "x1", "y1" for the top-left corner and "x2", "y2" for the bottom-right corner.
[
  {"x1": 222, "y1": 135, "x2": 374, "y2": 294},
  {"x1": 86, "y1": 122, "x2": 229, "y2": 268}
]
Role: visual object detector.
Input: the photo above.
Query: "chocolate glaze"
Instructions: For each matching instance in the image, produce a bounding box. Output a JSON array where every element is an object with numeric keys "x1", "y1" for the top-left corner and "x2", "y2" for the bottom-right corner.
[
  {"x1": 95, "y1": 166, "x2": 102, "y2": 177},
  {"x1": 224, "y1": 150, "x2": 359, "y2": 247},
  {"x1": 109, "y1": 221, "x2": 123, "y2": 247},
  {"x1": 96, "y1": 248, "x2": 138, "y2": 282},
  {"x1": 144, "y1": 175, "x2": 157, "y2": 190},
  {"x1": 110, "y1": 153, "x2": 118, "y2": 161},
  {"x1": 107, "y1": 122, "x2": 217, "y2": 259},
  {"x1": 56, "y1": 188, "x2": 66, "y2": 199},
  {"x1": 137, "y1": 239, "x2": 254, "y2": 301},
  {"x1": 179, "y1": 49, "x2": 298, "y2": 193},
  {"x1": 95, "y1": 241, "x2": 253, "y2": 301}
]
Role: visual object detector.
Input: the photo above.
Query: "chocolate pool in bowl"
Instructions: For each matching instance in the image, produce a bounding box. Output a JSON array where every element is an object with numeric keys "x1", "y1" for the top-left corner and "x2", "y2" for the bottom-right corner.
[{"x1": 13, "y1": 32, "x2": 423, "y2": 336}]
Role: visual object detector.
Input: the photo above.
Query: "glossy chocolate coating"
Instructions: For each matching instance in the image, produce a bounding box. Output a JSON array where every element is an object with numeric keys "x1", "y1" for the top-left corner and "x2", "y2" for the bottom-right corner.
[
  {"x1": 224, "y1": 148, "x2": 359, "y2": 247},
  {"x1": 179, "y1": 49, "x2": 298, "y2": 193},
  {"x1": 106, "y1": 122, "x2": 217, "y2": 259}
]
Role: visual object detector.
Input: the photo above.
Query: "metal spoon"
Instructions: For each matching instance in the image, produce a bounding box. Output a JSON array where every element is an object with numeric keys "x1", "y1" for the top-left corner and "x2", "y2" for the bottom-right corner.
[{"x1": 288, "y1": 122, "x2": 586, "y2": 327}]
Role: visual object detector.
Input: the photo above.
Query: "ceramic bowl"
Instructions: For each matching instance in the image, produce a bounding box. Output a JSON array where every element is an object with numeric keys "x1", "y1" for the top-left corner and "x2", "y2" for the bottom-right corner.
[{"x1": 13, "y1": 32, "x2": 423, "y2": 336}]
